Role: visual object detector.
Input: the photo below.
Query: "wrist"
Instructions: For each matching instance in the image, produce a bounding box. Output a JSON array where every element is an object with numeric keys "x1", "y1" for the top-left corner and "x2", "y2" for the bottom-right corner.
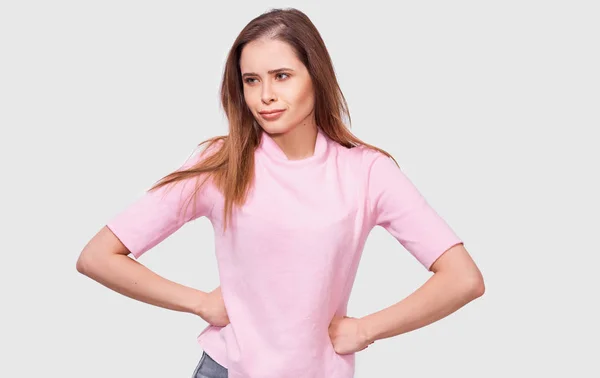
[
  {"x1": 187, "y1": 289, "x2": 208, "y2": 317},
  {"x1": 358, "y1": 316, "x2": 376, "y2": 345}
]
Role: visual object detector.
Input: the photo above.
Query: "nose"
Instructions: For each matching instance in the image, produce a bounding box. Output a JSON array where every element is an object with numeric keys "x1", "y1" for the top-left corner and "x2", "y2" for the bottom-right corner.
[{"x1": 261, "y1": 81, "x2": 277, "y2": 105}]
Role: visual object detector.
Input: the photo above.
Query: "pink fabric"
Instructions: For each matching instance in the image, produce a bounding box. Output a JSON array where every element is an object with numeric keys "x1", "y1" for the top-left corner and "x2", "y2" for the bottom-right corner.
[{"x1": 106, "y1": 127, "x2": 462, "y2": 378}]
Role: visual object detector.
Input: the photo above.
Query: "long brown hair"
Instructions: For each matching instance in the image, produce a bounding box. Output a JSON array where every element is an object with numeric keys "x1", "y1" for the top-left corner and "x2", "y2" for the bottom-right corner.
[{"x1": 148, "y1": 7, "x2": 398, "y2": 232}]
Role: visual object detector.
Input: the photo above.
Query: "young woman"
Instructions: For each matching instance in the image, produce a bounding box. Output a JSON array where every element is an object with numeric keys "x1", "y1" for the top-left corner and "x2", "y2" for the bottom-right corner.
[{"x1": 76, "y1": 8, "x2": 484, "y2": 378}]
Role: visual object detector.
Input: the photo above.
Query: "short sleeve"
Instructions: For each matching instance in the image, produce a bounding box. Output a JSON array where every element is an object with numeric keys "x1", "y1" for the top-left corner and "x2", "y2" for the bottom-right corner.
[
  {"x1": 367, "y1": 154, "x2": 463, "y2": 270},
  {"x1": 106, "y1": 144, "x2": 219, "y2": 259}
]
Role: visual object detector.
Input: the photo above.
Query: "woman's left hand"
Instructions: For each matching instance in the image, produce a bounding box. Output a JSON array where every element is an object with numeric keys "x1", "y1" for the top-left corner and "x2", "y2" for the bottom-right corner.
[{"x1": 328, "y1": 315, "x2": 374, "y2": 354}]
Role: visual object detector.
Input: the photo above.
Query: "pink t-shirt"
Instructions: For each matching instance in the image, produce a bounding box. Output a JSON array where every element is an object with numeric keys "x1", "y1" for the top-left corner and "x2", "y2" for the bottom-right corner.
[{"x1": 106, "y1": 127, "x2": 462, "y2": 378}]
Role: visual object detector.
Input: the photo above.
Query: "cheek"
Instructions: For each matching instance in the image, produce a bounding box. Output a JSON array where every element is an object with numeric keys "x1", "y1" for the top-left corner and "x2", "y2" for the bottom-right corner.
[
  {"x1": 243, "y1": 88, "x2": 258, "y2": 110},
  {"x1": 290, "y1": 81, "x2": 314, "y2": 110}
]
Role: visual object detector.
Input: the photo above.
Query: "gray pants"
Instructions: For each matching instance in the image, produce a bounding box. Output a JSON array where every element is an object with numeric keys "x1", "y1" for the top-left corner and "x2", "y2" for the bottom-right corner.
[{"x1": 192, "y1": 351, "x2": 228, "y2": 378}]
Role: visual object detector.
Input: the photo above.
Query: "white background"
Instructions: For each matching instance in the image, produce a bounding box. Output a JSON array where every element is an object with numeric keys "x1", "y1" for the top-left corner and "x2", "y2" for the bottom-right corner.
[{"x1": 1, "y1": 1, "x2": 598, "y2": 377}]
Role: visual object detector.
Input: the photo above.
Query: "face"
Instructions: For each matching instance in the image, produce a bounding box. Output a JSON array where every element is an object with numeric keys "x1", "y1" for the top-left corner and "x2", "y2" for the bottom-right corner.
[{"x1": 239, "y1": 38, "x2": 316, "y2": 135}]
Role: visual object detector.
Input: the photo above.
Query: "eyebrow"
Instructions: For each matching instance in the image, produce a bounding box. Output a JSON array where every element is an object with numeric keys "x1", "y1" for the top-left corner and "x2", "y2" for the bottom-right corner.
[{"x1": 241, "y1": 68, "x2": 295, "y2": 78}]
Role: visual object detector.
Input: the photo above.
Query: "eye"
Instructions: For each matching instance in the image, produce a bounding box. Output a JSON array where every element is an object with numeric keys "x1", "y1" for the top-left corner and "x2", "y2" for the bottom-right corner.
[{"x1": 243, "y1": 72, "x2": 290, "y2": 85}]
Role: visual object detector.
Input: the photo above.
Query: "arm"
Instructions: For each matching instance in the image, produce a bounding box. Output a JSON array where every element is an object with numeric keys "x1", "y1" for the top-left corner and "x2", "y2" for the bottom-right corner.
[
  {"x1": 359, "y1": 153, "x2": 484, "y2": 343},
  {"x1": 76, "y1": 143, "x2": 229, "y2": 326},
  {"x1": 359, "y1": 242, "x2": 484, "y2": 343},
  {"x1": 76, "y1": 226, "x2": 208, "y2": 315}
]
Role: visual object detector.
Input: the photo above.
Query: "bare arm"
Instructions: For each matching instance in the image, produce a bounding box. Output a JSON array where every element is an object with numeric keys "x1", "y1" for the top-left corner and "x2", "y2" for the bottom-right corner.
[
  {"x1": 359, "y1": 243, "x2": 485, "y2": 342},
  {"x1": 76, "y1": 226, "x2": 207, "y2": 316}
]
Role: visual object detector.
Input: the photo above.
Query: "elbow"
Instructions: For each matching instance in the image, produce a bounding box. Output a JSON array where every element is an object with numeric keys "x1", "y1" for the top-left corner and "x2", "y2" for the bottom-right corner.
[
  {"x1": 76, "y1": 253, "x2": 90, "y2": 275},
  {"x1": 465, "y1": 271, "x2": 485, "y2": 299},
  {"x1": 76, "y1": 248, "x2": 101, "y2": 276},
  {"x1": 470, "y1": 277, "x2": 485, "y2": 299},
  {"x1": 77, "y1": 226, "x2": 126, "y2": 276}
]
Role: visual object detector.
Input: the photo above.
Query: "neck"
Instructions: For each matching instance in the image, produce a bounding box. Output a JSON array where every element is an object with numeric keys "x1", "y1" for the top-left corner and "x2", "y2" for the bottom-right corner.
[{"x1": 269, "y1": 122, "x2": 319, "y2": 161}]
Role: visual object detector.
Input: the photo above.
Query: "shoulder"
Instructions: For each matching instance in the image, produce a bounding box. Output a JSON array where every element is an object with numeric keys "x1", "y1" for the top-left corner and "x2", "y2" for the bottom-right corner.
[
  {"x1": 182, "y1": 137, "x2": 227, "y2": 168},
  {"x1": 330, "y1": 139, "x2": 393, "y2": 172},
  {"x1": 196, "y1": 136, "x2": 227, "y2": 158}
]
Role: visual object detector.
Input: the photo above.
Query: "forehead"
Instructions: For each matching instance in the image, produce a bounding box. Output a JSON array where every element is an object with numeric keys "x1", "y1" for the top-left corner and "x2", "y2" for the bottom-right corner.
[{"x1": 239, "y1": 39, "x2": 301, "y2": 73}]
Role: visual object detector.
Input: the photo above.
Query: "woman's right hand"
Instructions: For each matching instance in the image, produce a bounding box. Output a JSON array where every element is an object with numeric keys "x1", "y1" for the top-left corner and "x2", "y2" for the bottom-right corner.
[{"x1": 196, "y1": 286, "x2": 230, "y2": 327}]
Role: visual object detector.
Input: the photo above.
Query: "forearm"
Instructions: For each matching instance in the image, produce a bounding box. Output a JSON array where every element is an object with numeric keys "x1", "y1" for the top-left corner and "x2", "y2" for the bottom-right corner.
[
  {"x1": 78, "y1": 253, "x2": 207, "y2": 315},
  {"x1": 360, "y1": 271, "x2": 483, "y2": 342}
]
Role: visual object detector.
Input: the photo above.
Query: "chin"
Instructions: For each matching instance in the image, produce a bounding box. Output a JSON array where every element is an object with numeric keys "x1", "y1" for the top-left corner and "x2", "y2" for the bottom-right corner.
[{"x1": 258, "y1": 122, "x2": 293, "y2": 136}]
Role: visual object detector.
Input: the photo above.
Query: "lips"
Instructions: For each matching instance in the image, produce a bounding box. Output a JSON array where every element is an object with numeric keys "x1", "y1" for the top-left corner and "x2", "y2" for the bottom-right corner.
[
  {"x1": 259, "y1": 109, "x2": 286, "y2": 121},
  {"x1": 259, "y1": 109, "x2": 285, "y2": 115}
]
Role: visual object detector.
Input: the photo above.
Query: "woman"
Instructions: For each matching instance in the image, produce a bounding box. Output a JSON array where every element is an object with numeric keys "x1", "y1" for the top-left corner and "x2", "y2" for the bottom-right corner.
[{"x1": 76, "y1": 8, "x2": 484, "y2": 378}]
